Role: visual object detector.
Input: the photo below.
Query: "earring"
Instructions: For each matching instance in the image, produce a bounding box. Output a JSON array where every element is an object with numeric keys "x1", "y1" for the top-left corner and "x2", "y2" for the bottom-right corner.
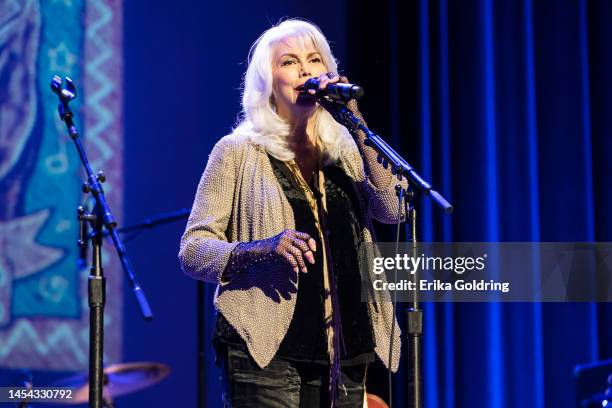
[{"x1": 269, "y1": 95, "x2": 277, "y2": 111}]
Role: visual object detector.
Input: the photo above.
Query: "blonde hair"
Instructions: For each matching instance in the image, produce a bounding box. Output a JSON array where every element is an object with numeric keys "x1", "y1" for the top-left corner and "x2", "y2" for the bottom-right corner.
[{"x1": 234, "y1": 18, "x2": 354, "y2": 164}]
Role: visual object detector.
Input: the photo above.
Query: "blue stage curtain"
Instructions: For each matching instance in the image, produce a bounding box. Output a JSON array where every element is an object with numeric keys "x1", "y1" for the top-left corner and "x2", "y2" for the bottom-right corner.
[{"x1": 347, "y1": 0, "x2": 612, "y2": 406}]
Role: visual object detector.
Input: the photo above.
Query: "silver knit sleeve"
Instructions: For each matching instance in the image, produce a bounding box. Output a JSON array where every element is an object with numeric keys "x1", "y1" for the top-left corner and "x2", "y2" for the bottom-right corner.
[
  {"x1": 354, "y1": 150, "x2": 408, "y2": 224},
  {"x1": 339, "y1": 95, "x2": 408, "y2": 224},
  {"x1": 343, "y1": 134, "x2": 408, "y2": 225},
  {"x1": 178, "y1": 136, "x2": 241, "y2": 284}
]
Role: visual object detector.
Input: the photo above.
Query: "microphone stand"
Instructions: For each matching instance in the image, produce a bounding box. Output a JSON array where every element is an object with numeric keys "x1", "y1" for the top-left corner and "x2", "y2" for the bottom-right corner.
[
  {"x1": 50, "y1": 76, "x2": 153, "y2": 408},
  {"x1": 316, "y1": 95, "x2": 453, "y2": 408},
  {"x1": 97, "y1": 208, "x2": 206, "y2": 408},
  {"x1": 95, "y1": 208, "x2": 208, "y2": 407},
  {"x1": 92, "y1": 208, "x2": 207, "y2": 408}
]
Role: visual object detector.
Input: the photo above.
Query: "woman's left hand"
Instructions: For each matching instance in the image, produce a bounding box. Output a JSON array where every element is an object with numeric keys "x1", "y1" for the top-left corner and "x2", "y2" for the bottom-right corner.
[
  {"x1": 308, "y1": 72, "x2": 363, "y2": 118},
  {"x1": 307, "y1": 72, "x2": 344, "y2": 95},
  {"x1": 312, "y1": 73, "x2": 395, "y2": 191}
]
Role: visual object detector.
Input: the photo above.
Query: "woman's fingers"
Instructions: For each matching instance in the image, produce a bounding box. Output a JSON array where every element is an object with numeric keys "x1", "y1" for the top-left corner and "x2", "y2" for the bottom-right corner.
[
  {"x1": 308, "y1": 74, "x2": 328, "y2": 94},
  {"x1": 309, "y1": 72, "x2": 340, "y2": 94},
  {"x1": 293, "y1": 231, "x2": 315, "y2": 249},
  {"x1": 286, "y1": 245, "x2": 308, "y2": 273},
  {"x1": 319, "y1": 76, "x2": 330, "y2": 89},
  {"x1": 291, "y1": 235, "x2": 315, "y2": 265},
  {"x1": 289, "y1": 231, "x2": 316, "y2": 267},
  {"x1": 281, "y1": 251, "x2": 300, "y2": 274},
  {"x1": 293, "y1": 232, "x2": 317, "y2": 262},
  {"x1": 320, "y1": 72, "x2": 340, "y2": 88},
  {"x1": 308, "y1": 74, "x2": 325, "y2": 94},
  {"x1": 303, "y1": 251, "x2": 315, "y2": 265},
  {"x1": 276, "y1": 230, "x2": 318, "y2": 273},
  {"x1": 305, "y1": 238, "x2": 315, "y2": 253}
]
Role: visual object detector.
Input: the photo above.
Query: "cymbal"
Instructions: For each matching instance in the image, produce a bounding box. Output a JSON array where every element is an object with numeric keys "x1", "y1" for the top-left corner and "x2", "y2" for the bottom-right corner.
[{"x1": 52, "y1": 362, "x2": 170, "y2": 404}]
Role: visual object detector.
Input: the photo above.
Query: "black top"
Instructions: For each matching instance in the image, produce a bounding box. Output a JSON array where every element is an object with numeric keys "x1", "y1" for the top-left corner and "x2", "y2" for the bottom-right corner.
[{"x1": 214, "y1": 156, "x2": 375, "y2": 366}]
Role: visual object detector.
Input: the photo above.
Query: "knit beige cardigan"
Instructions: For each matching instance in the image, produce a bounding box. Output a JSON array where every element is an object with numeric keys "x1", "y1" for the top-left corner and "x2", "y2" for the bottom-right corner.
[{"x1": 179, "y1": 132, "x2": 403, "y2": 371}]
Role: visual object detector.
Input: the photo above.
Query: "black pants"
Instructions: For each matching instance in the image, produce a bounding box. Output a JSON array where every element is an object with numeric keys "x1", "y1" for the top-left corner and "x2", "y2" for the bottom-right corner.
[{"x1": 217, "y1": 344, "x2": 367, "y2": 407}]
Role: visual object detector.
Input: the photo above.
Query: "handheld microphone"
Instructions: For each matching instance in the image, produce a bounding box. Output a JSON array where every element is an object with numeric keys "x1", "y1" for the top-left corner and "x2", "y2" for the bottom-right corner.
[{"x1": 304, "y1": 78, "x2": 364, "y2": 101}]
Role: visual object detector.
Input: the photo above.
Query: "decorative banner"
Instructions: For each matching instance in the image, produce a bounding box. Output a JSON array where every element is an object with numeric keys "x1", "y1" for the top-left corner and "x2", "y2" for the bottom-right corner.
[{"x1": 0, "y1": 0, "x2": 123, "y2": 370}]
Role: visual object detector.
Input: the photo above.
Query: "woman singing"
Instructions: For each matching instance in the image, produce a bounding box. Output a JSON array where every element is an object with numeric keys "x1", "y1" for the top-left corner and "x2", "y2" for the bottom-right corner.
[{"x1": 179, "y1": 18, "x2": 404, "y2": 407}]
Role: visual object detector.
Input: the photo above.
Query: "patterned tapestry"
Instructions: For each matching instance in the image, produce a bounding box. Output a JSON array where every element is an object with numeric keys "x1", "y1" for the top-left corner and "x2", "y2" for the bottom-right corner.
[{"x1": 0, "y1": 0, "x2": 123, "y2": 370}]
